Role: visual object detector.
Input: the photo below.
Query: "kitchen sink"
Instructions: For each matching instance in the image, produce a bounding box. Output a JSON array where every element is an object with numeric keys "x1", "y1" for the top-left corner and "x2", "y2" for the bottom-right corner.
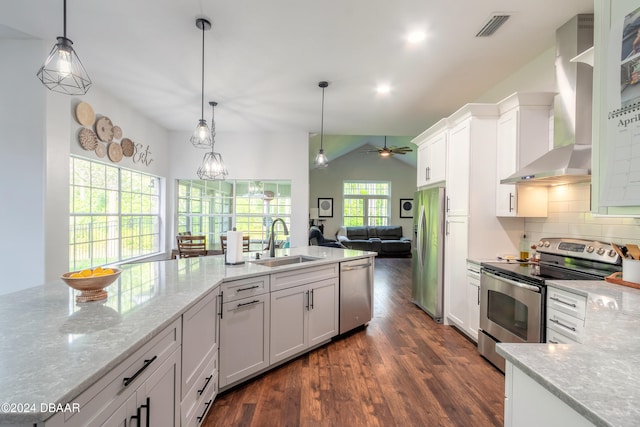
[{"x1": 250, "y1": 255, "x2": 320, "y2": 267}]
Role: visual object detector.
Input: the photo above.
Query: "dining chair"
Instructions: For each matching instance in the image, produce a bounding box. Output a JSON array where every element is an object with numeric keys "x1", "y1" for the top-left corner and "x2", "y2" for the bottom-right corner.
[{"x1": 176, "y1": 235, "x2": 207, "y2": 258}]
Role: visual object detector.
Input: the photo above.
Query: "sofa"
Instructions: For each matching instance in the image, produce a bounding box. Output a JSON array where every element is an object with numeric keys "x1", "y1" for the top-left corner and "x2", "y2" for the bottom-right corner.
[
  {"x1": 309, "y1": 226, "x2": 345, "y2": 248},
  {"x1": 336, "y1": 225, "x2": 411, "y2": 256}
]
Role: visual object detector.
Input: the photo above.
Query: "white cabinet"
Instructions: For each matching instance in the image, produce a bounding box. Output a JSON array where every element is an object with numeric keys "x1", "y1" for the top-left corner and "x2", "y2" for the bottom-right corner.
[
  {"x1": 546, "y1": 286, "x2": 587, "y2": 344},
  {"x1": 219, "y1": 275, "x2": 270, "y2": 389},
  {"x1": 181, "y1": 289, "x2": 219, "y2": 426},
  {"x1": 466, "y1": 262, "x2": 481, "y2": 341},
  {"x1": 446, "y1": 120, "x2": 471, "y2": 216},
  {"x1": 495, "y1": 93, "x2": 552, "y2": 217},
  {"x1": 413, "y1": 119, "x2": 448, "y2": 188},
  {"x1": 444, "y1": 216, "x2": 469, "y2": 330},
  {"x1": 505, "y1": 362, "x2": 596, "y2": 427},
  {"x1": 270, "y1": 277, "x2": 338, "y2": 364},
  {"x1": 270, "y1": 264, "x2": 339, "y2": 365},
  {"x1": 45, "y1": 320, "x2": 181, "y2": 427}
]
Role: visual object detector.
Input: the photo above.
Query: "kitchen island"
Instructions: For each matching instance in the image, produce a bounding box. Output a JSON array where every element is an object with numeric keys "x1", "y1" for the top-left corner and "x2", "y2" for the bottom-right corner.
[
  {"x1": 498, "y1": 279, "x2": 640, "y2": 427},
  {"x1": 0, "y1": 246, "x2": 375, "y2": 426}
]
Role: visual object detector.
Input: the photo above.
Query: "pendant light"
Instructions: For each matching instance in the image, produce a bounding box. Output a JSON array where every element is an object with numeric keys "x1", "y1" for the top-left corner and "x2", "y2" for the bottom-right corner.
[
  {"x1": 197, "y1": 101, "x2": 229, "y2": 180},
  {"x1": 191, "y1": 18, "x2": 213, "y2": 149},
  {"x1": 36, "y1": 0, "x2": 92, "y2": 95},
  {"x1": 314, "y1": 81, "x2": 329, "y2": 168}
]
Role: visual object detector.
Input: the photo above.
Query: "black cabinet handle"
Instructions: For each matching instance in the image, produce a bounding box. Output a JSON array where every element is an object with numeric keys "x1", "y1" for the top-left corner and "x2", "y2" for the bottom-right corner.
[
  {"x1": 197, "y1": 399, "x2": 213, "y2": 423},
  {"x1": 219, "y1": 291, "x2": 223, "y2": 319},
  {"x1": 310, "y1": 289, "x2": 314, "y2": 310},
  {"x1": 123, "y1": 356, "x2": 157, "y2": 387},
  {"x1": 237, "y1": 299, "x2": 260, "y2": 308},
  {"x1": 305, "y1": 290, "x2": 310, "y2": 310},
  {"x1": 141, "y1": 397, "x2": 150, "y2": 427},
  {"x1": 198, "y1": 375, "x2": 213, "y2": 395},
  {"x1": 237, "y1": 285, "x2": 260, "y2": 292}
]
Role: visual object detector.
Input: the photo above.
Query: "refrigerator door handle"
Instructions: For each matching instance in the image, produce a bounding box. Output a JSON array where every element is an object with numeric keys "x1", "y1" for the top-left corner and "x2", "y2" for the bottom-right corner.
[{"x1": 417, "y1": 205, "x2": 426, "y2": 270}]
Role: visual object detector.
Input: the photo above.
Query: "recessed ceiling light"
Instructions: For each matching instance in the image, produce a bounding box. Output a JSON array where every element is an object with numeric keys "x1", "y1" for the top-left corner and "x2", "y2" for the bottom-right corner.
[
  {"x1": 407, "y1": 31, "x2": 426, "y2": 44},
  {"x1": 376, "y1": 84, "x2": 391, "y2": 94}
]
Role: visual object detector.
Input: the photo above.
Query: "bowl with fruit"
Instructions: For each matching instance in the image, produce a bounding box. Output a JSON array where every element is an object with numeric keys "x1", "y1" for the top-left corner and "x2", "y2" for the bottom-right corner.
[{"x1": 61, "y1": 266, "x2": 122, "y2": 302}]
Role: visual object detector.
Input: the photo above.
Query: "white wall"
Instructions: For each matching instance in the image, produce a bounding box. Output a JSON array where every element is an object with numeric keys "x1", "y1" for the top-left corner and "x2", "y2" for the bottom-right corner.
[
  {"x1": 168, "y1": 130, "x2": 310, "y2": 248},
  {"x1": 309, "y1": 144, "x2": 415, "y2": 238},
  {"x1": 0, "y1": 37, "x2": 172, "y2": 295},
  {"x1": 0, "y1": 39, "x2": 46, "y2": 294}
]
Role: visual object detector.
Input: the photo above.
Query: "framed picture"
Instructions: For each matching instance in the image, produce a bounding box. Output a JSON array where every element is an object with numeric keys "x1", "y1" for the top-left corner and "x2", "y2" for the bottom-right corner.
[
  {"x1": 318, "y1": 198, "x2": 333, "y2": 217},
  {"x1": 400, "y1": 198, "x2": 413, "y2": 218}
]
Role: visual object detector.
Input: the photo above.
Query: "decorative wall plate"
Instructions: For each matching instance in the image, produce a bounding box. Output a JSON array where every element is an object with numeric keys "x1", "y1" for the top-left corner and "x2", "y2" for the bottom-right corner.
[
  {"x1": 112, "y1": 126, "x2": 123, "y2": 140},
  {"x1": 107, "y1": 142, "x2": 123, "y2": 162},
  {"x1": 95, "y1": 117, "x2": 114, "y2": 142},
  {"x1": 121, "y1": 138, "x2": 135, "y2": 157},
  {"x1": 75, "y1": 102, "x2": 95, "y2": 127},
  {"x1": 95, "y1": 142, "x2": 107, "y2": 158},
  {"x1": 78, "y1": 128, "x2": 98, "y2": 151}
]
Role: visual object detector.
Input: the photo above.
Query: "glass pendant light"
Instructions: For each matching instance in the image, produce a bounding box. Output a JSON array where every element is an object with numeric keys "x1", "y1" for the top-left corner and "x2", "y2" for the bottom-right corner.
[
  {"x1": 314, "y1": 81, "x2": 330, "y2": 168},
  {"x1": 197, "y1": 102, "x2": 229, "y2": 180},
  {"x1": 36, "y1": 0, "x2": 92, "y2": 95},
  {"x1": 190, "y1": 18, "x2": 213, "y2": 149}
]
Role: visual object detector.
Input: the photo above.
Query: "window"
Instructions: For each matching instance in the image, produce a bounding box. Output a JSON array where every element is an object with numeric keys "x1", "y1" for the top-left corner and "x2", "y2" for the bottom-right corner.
[
  {"x1": 69, "y1": 156, "x2": 161, "y2": 270},
  {"x1": 343, "y1": 181, "x2": 390, "y2": 226},
  {"x1": 177, "y1": 180, "x2": 291, "y2": 251}
]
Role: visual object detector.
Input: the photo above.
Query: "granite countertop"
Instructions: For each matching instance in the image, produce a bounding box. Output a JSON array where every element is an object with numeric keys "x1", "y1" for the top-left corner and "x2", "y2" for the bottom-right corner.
[
  {"x1": 0, "y1": 246, "x2": 374, "y2": 424},
  {"x1": 497, "y1": 280, "x2": 640, "y2": 427}
]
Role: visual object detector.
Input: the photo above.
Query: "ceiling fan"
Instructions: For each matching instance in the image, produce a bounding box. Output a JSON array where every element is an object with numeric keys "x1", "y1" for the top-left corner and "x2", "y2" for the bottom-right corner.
[{"x1": 366, "y1": 137, "x2": 413, "y2": 157}]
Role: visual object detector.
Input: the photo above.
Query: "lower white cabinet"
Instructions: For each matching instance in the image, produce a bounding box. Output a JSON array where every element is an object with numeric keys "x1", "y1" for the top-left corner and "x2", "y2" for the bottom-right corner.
[
  {"x1": 270, "y1": 277, "x2": 338, "y2": 364},
  {"x1": 219, "y1": 292, "x2": 270, "y2": 389},
  {"x1": 505, "y1": 362, "x2": 595, "y2": 427},
  {"x1": 45, "y1": 320, "x2": 182, "y2": 427},
  {"x1": 444, "y1": 216, "x2": 469, "y2": 332},
  {"x1": 466, "y1": 262, "x2": 480, "y2": 342},
  {"x1": 546, "y1": 285, "x2": 587, "y2": 344}
]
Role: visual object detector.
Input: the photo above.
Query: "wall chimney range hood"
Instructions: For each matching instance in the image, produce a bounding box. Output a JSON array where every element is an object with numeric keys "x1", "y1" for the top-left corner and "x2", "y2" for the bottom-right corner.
[{"x1": 501, "y1": 14, "x2": 594, "y2": 186}]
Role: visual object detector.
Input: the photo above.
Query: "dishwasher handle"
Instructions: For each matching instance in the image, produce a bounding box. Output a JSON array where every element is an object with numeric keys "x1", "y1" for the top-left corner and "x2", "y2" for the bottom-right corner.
[{"x1": 341, "y1": 262, "x2": 372, "y2": 271}]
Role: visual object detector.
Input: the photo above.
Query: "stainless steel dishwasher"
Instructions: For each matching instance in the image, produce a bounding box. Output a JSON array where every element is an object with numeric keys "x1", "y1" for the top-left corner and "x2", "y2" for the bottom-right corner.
[{"x1": 339, "y1": 258, "x2": 374, "y2": 334}]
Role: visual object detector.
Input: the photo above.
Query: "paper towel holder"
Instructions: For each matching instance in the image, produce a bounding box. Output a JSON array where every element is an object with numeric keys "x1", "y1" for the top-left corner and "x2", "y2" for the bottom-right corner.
[{"x1": 224, "y1": 227, "x2": 246, "y2": 265}]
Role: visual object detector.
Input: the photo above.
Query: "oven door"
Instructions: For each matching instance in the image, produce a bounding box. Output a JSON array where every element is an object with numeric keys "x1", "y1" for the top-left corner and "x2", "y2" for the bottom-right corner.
[{"x1": 480, "y1": 270, "x2": 543, "y2": 344}]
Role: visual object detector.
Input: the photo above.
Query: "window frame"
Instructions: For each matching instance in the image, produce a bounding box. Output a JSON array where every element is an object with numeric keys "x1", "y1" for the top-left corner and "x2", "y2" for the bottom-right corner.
[{"x1": 342, "y1": 180, "x2": 391, "y2": 227}]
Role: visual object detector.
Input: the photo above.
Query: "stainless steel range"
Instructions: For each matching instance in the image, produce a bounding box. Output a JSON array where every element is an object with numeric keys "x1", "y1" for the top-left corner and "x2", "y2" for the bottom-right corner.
[{"x1": 478, "y1": 237, "x2": 622, "y2": 372}]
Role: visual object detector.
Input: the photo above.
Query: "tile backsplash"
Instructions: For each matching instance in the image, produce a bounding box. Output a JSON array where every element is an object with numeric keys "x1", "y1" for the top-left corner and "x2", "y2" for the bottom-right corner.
[{"x1": 524, "y1": 182, "x2": 640, "y2": 247}]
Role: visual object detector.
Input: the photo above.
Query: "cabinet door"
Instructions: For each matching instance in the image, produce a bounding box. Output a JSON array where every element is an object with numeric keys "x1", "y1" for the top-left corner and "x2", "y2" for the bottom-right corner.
[
  {"x1": 308, "y1": 278, "x2": 339, "y2": 347},
  {"x1": 496, "y1": 110, "x2": 519, "y2": 216},
  {"x1": 417, "y1": 144, "x2": 429, "y2": 187},
  {"x1": 466, "y1": 280, "x2": 480, "y2": 341},
  {"x1": 219, "y1": 293, "x2": 270, "y2": 388},
  {"x1": 428, "y1": 133, "x2": 447, "y2": 184},
  {"x1": 446, "y1": 121, "x2": 470, "y2": 216},
  {"x1": 98, "y1": 393, "x2": 137, "y2": 427},
  {"x1": 270, "y1": 285, "x2": 308, "y2": 364},
  {"x1": 182, "y1": 289, "x2": 218, "y2": 399},
  {"x1": 138, "y1": 348, "x2": 180, "y2": 427},
  {"x1": 445, "y1": 217, "x2": 468, "y2": 330}
]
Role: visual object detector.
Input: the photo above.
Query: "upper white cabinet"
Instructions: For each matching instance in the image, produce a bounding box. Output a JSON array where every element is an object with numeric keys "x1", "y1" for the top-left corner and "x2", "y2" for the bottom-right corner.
[
  {"x1": 413, "y1": 119, "x2": 448, "y2": 188},
  {"x1": 496, "y1": 93, "x2": 553, "y2": 217}
]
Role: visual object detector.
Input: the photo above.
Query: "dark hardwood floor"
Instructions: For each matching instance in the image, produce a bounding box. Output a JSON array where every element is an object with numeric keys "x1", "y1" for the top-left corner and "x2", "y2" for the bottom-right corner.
[{"x1": 203, "y1": 257, "x2": 504, "y2": 427}]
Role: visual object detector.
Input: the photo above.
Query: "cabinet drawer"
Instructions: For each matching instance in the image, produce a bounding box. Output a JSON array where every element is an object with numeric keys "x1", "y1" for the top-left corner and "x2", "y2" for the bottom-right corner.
[
  {"x1": 271, "y1": 263, "x2": 339, "y2": 292},
  {"x1": 49, "y1": 319, "x2": 181, "y2": 426},
  {"x1": 182, "y1": 354, "x2": 218, "y2": 427},
  {"x1": 547, "y1": 286, "x2": 587, "y2": 320},
  {"x1": 546, "y1": 307, "x2": 585, "y2": 343},
  {"x1": 221, "y1": 275, "x2": 269, "y2": 303},
  {"x1": 182, "y1": 289, "x2": 218, "y2": 399},
  {"x1": 546, "y1": 328, "x2": 579, "y2": 345}
]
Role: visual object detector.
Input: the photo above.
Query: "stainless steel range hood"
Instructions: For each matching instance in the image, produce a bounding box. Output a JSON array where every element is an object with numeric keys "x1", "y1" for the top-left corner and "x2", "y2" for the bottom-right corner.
[{"x1": 501, "y1": 14, "x2": 594, "y2": 186}]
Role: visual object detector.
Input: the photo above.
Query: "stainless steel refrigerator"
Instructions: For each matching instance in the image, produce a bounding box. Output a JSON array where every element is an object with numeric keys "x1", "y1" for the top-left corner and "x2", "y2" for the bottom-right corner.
[{"x1": 411, "y1": 187, "x2": 445, "y2": 322}]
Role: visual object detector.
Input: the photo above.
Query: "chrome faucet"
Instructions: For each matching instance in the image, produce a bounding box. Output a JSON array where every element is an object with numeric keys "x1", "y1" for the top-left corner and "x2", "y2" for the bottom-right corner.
[{"x1": 269, "y1": 218, "x2": 289, "y2": 257}]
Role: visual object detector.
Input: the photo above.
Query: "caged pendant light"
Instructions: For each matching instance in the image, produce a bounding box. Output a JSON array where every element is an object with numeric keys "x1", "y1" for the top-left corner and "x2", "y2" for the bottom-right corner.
[
  {"x1": 36, "y1": 0, "x2": 92, "y2": 95},
  {"x1": 197, "y1": 101, "x2": 229, "y2": 180},
  {"x1": 314, "y1": 81, "x2": 329, "y2": 168},
  {"x1": 190, "y1": 18, "x2": 213, "y2": 149}
]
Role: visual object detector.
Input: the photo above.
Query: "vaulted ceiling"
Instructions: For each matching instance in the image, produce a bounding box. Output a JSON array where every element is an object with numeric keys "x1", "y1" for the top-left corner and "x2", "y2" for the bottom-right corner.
[{"x1": 2, "y1": 0, "x2": 593, "y2": 149}]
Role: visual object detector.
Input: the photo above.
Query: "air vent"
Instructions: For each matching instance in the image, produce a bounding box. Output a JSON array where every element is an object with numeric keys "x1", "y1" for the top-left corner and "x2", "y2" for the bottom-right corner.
[{"x1": 476, "y1": 14, "x2": 511, "y2": 37}]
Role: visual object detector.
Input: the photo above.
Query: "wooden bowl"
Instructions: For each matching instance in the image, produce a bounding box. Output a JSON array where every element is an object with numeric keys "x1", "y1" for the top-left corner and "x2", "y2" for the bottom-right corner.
[{"x1": 61, "y1": 268, "x2": 122, "y2": 302}]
